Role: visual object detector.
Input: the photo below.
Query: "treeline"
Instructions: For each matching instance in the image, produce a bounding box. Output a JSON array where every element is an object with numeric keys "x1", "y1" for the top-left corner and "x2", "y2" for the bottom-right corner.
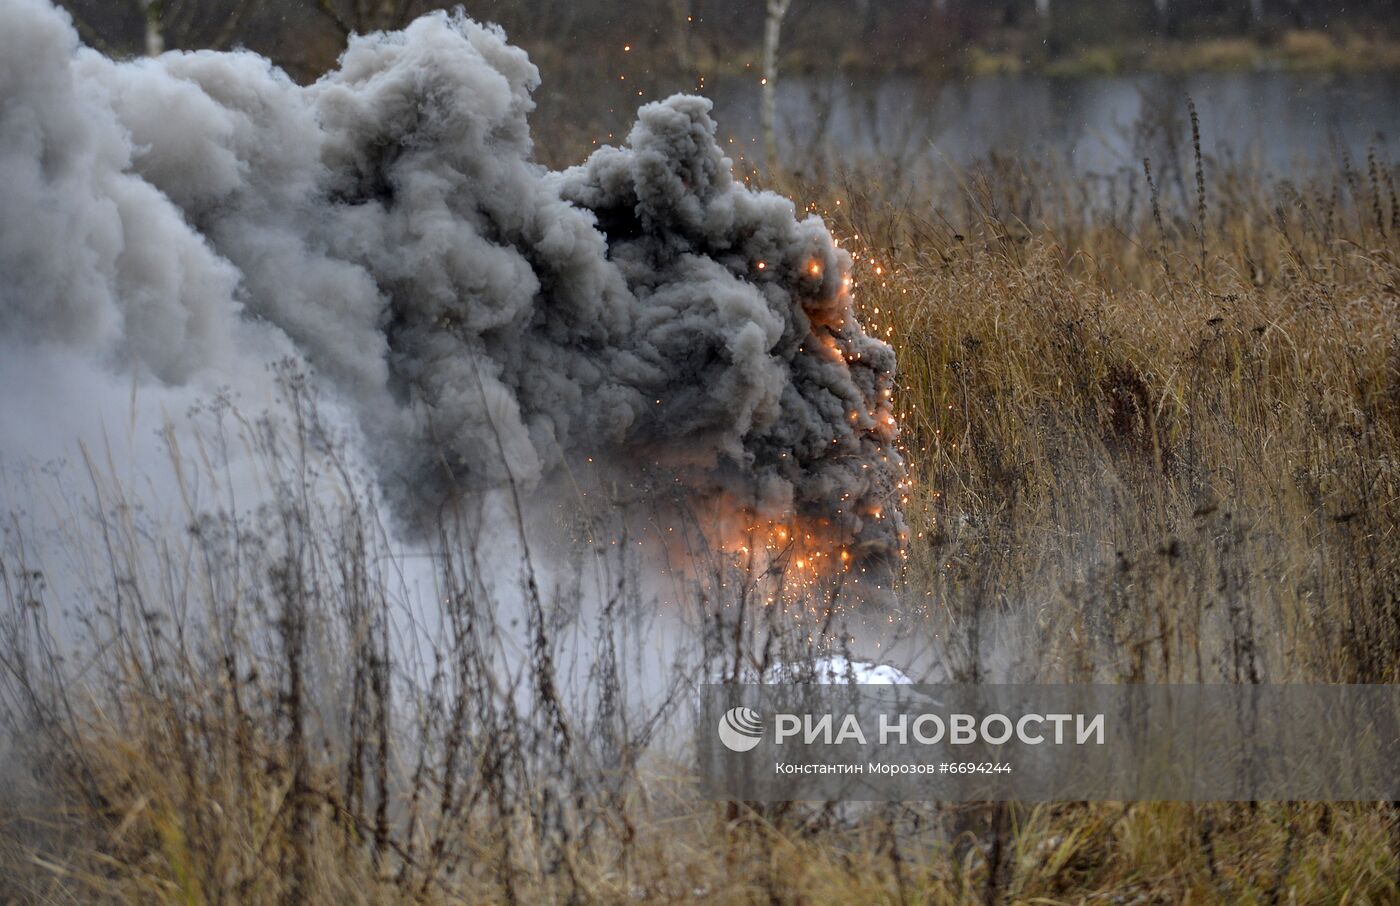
[{"x1": 54, "y1": 0, "x2": 1400, "y2": 80}]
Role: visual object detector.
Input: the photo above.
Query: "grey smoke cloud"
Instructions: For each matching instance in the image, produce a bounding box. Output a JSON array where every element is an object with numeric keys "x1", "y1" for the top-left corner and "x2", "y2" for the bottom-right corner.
[{"x1": 0, "y1": 0, "x2": 905, "y2": 561}]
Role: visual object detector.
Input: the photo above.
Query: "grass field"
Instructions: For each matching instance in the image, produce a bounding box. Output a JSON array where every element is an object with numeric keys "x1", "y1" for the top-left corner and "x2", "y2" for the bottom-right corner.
[{"x1": 2, "y1": 117, "x2": 1399, "y2": 902}]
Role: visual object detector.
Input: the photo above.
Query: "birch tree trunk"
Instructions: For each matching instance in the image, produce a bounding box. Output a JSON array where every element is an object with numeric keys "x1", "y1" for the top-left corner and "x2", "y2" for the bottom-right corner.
[
  {"x1": 762, "y1": 0, "x2": 792, "y2": 176},
  {"x1": 1153, "y1": 0, "x2": 1177, "y2": 35},
  {"x1": 139, "y1": 0, "x2": 163, "y2": 55},
  {"x1": 670, "y1": 0, "x2": 692, "y2": 72}
]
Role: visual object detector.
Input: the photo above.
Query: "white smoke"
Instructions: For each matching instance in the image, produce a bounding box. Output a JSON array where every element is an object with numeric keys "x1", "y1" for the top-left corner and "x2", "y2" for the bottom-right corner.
[{"x1": 0, "y1": 0, "x2": 905, "y2": 564}]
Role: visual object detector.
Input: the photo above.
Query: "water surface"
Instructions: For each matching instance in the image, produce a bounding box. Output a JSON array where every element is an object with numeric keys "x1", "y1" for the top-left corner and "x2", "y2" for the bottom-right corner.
[{"x1": 696, "y1": 71, "x2": 1400, "y2": 177}]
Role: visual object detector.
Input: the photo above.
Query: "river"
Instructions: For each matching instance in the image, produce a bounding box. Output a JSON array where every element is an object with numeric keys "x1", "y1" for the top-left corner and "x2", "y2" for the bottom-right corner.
[{"x1": 584, "y1": 70, "x2": 1400, "y2": 180}]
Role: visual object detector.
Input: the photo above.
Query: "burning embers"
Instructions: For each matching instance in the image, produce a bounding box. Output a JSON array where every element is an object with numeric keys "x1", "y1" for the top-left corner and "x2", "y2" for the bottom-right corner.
[
  {"x1": 645, "y1": 237, "x2": 908, "y2": 607},
  {"x1": 0, "y1": 4, "x2": 908, "y2": 598}
]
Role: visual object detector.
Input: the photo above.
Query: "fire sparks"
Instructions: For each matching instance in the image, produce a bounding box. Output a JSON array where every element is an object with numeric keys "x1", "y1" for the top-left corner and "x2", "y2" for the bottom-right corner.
[
  {"x1": 694, "y1": 277, "x2": 908, "y2": 602},
  {"x1": 717, "y1": 514, "x2": 857, "y2": 596},
  {"x1": 612, "y1": 194, "x2": 913, "y2": 617}
]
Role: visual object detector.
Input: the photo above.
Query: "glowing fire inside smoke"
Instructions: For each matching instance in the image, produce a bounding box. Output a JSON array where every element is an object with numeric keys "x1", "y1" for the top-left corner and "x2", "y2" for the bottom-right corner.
[{"x1": 689, "y1": 241, "x2": 912, "y2": 609}]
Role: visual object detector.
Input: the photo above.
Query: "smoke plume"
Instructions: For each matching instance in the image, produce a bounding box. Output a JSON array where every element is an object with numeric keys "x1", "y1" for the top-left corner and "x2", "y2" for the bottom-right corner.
[{"x1": 0, "y1": 0, "x2": 905, "y2": 563}]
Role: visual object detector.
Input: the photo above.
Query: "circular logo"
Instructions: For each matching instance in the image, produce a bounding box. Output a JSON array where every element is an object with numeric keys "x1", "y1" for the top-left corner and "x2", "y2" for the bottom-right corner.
[{"x1": 717, "y1": 706, "x2": 764, "y2": 752}]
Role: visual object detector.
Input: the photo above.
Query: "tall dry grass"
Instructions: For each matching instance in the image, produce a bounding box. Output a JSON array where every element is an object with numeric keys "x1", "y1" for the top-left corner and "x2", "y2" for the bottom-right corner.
[
  {"x1": 2, "y1": 114, "x2": 1400, "y2": 903},
  {"x1": 794, "y1": 133, "x2": 1400, "y2": 689}
]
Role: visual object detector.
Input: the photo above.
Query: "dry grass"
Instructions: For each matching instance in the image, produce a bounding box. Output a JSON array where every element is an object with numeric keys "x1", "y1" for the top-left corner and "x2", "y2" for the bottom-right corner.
[
  {"x1": 2, "y1": 126, "x2": 1400, "y2": 902},
  {"x1": 796, "y1": 145, "x2": 1400, "y2": 689}
]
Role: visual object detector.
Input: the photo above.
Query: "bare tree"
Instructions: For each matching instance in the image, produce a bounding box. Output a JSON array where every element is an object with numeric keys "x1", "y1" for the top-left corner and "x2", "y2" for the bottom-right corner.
[
  {"x1": 1152, "y1": 0, "x2": 1176, "y2": 35},
  {"x1": 855, "y1": 0, "x2": 878, "y2": 41},
  {"x1": 1249, "y1": 0, "x2": 1266, "y2": 24},
  {"x1": 670, "y1": 0, "x2": 692, "y2": 72},
  {"x1": 137, "y1": 0, "x2": 163, "y2": 55},
  {"x1": 309, "y1": 0, "x2": 419, "y2": 36},
  {"x1": 761, "y1": 0, "x2": 793, "y2": 176},
  {"x1": 58, "y1": 0, "x2": 261, "y2": 56}
]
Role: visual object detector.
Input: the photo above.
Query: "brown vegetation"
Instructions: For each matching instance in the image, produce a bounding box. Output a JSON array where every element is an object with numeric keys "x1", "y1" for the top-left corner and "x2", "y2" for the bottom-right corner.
[{"x1": 3, "y1": 101, "x2": 1400, "y2": 905}]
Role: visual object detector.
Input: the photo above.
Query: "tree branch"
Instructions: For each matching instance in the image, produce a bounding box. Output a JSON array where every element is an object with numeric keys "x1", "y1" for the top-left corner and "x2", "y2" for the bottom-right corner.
[
  {"x1": 210, "y1": 0, "x2": 263, "y2": 50},
  {"x1": 164, "y1": 0, "x2": 198, "y2": 44},
  {"x1": 309, "y1": 0, "x2": 352, "y2": 37},
  {"x1": 55, "y1": 1, "x2": 119, "y2": 56}
]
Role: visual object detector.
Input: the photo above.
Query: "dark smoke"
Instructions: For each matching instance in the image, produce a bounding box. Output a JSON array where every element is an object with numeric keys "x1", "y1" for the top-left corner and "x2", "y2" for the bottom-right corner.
[{"x1": 0, "y1": 0, "x2": 905, "y2": 560}]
